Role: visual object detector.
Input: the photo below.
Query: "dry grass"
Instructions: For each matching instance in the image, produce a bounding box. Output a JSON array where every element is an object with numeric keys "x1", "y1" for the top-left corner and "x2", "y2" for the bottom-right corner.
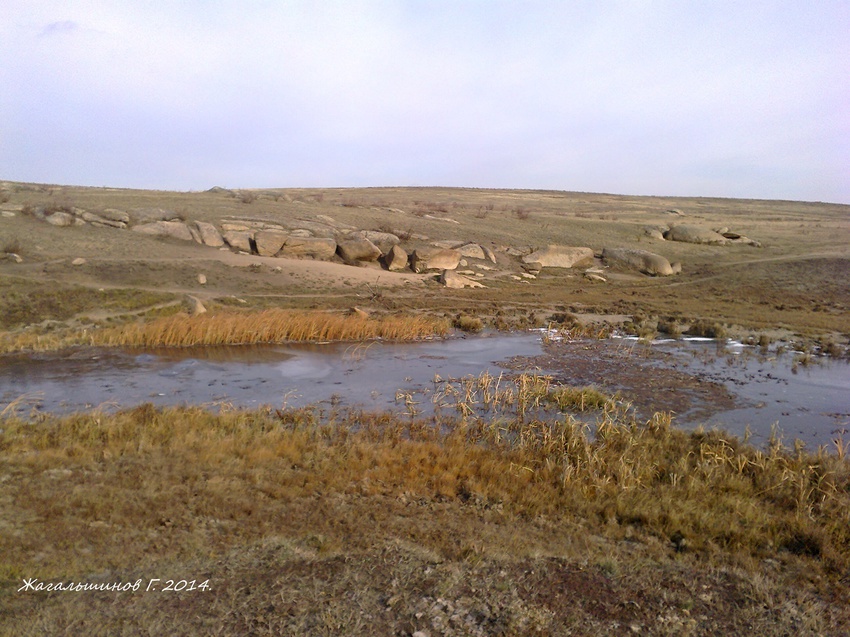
[
  {"x1": 0, "y1": 309, "x2": 449, "y2": 352},
  {"x1": 2, "y1": 403, "x2": 847, "y2": 574},
  {"x1": 97, "y1": 309, "x2": 449, "y2": 347},
  {"x1": 1, "y1": 400, "x2": 848, "y2": 633}
]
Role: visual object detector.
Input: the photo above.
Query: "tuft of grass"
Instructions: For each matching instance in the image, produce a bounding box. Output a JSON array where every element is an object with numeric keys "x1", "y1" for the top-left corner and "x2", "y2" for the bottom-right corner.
[
  {"x1": 546, "y1": 385, "x2": 613, "y2": 412},
  {"x1": 453, "y1": 314, "x2": 484, "y2": 333},
  {"x1": 657, "y1": 319, "x2": 684, "y2": 338},
  {"x1": 687, "y1": 320, "x2": 728, "y2": 339},
  {"x1": 2, "y1": 237, "x2": 22, "y2": 255}
]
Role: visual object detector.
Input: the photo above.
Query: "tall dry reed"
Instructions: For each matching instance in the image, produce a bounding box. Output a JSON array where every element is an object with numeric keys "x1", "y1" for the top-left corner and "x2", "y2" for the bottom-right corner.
[
  {"x1": 0, "y1": 310, "x2": 449, "y2": 352},
  {"x1": 95, "y1": 310, "x2": 448, "y2": 347}
]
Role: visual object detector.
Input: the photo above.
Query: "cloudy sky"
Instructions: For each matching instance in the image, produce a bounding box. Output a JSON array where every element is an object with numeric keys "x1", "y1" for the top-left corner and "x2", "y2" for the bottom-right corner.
[{"x1": 1, "y1": 1, "x2": 848, "y2": 203}]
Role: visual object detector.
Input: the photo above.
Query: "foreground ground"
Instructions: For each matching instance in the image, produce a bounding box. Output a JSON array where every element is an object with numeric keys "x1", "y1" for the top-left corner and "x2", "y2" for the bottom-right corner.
[{"x1": 1, "y1": 182, "x2": 849, "y2": 634}]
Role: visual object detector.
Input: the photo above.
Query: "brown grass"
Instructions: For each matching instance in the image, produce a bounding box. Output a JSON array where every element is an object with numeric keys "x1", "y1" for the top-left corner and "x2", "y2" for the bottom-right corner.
[
  {"x1": 3, "y1": 403, "x2": 847, "y2": 574},
  {"x1": 0, "y1": 310, "x2": 449, "y2": 352},
  {"x1": 95, "y1": 309, "x2": 449, "y2": 347},
  {"x1": 1, "y1": 401, "x2": 848, "y2": 633}
]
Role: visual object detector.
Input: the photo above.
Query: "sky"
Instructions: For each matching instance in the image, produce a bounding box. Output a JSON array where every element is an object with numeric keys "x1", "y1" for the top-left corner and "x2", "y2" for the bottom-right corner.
[{"x1": 1, "y1": 1, "x2": 848, "y2": 203}]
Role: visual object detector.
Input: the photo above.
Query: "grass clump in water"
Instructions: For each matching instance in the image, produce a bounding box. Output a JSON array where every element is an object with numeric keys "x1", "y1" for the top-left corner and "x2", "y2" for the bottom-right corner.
[{"x1": 93, "y1": 309, "x2": 449, "y2": 348}]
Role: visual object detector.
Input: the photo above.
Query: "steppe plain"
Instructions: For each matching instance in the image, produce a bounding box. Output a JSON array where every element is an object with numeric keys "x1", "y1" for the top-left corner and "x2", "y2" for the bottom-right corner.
[{"x1": 1, "y1": 181, "x2": 849, "y2": 635}]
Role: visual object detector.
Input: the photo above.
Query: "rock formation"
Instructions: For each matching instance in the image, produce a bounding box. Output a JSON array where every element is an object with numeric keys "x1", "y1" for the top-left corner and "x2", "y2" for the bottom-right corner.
[{"x1": 602, "y1": 247, "x2": 675, "y2": 276}]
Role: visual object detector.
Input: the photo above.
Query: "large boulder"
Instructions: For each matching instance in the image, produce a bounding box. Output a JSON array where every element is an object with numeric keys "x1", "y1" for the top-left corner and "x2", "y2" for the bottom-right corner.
[
  {"x1": 280, "y1": 237, "x2": 337, "y2": 260},
  {"x1": 602, "y1": 247, "x2": 674, "y2": 276},
  {"x1": 522, "y1": 245, "x2": 594, "y2": 269},
  {"x1": 719, "y1": 230, "x2": 761, "y2": 247},
  {"x1": 254, "y1": 230, "x2": 289, "y2": 256},
  {"x1": 665, "y1": 225, "x2": 728, "y2": 245},
  {"x1": 359, "y1": 230, "x2": 400, "y2": 254},
  {"x1": 193, "y1": 221, "x2": 224, "y2": 247},
  {"x1": 45, "y1": 212, "x2": 74, "y2": 227},
  {"x1": 185, "y1": 295, "x2": 207, "y2": 315},
  {"x1": 410, "y1": 248, "x2": 461, "y2": 273},
  {"x1": 381, "y1": 244, "x2": 409, "y2": 271},
  {"x1": 222, "y1": 230, "x2": 254, "y2": 253},
  {"x1": 458, "y1": 243, "x2": 487, "y2": 260},
  {"x1": 336, "y1": 234, "x2": 382, "y2": 262},
  {"x1": 642, "y1": 225, "x2": 667, "y2": 240},
  {"x1": 132, "y1": 220, "x2": 194, "y2": 241}
]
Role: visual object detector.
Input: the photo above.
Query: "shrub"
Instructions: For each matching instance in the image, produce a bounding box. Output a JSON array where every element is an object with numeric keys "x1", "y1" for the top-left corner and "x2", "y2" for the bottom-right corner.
[
  {"x1": 687, "y1": 320, "x2": 727, "y2": 339},
  {"x1": 2, "y1": 237, "x2": 22, "y2": 255},
  {"x1": 453, "y1": 314, "x2": 484, "y2": 333},
  {"x1": 657, "y1": 319, "x2": 683, "y2": 338}
]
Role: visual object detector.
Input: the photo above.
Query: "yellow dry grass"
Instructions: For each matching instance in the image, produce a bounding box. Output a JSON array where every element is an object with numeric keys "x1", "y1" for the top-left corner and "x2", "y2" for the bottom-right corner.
[
  {"x1": 2, "y1": 398, "x2": 849, "y2": 634},
  {"x1": 2, "y1": 402, "x2": 848, "y2": 579},
  {"x1": 0, "y1": 309, "x2": 449, "y2": 352}
]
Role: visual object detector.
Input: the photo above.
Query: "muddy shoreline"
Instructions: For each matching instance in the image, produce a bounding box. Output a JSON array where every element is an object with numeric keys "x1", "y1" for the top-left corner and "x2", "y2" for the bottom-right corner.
[{"x1": 504, "y1": 337, "x2": 739, "y2": 422}]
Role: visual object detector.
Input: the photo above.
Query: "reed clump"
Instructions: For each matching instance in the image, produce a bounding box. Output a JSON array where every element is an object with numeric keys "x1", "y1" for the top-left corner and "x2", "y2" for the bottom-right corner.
[
  {"x1": 428, "y1": 371, "x2": 622, "y2": 422},
  {"x1": 0, "y1": 310, "x2": 450, "y2": 352},
  {"x1": 94, "y1": 310, "x2": 449, "y2": 347}
]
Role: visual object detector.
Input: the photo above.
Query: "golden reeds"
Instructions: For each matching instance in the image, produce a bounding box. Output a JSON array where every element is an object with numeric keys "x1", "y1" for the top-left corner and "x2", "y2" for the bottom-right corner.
[
  {"x1": 0, "y1": 310, "x2": 450, "y2": 352},
  {"x1": 97, "y1": 310, "x2": 449, "y2": 347}
]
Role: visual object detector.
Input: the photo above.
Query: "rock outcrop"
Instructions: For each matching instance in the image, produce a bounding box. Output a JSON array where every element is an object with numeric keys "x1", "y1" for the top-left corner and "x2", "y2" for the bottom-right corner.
[
  {"x1": 280, "y1": 237, "x2": 337, "y2": 260},
  {"x1": 458, "y1": 243, "x2": 487, "y2": 260},
  {"x1": 382, "y1": 244, "x2": 409, "y2": 271},
  {"x1": 410, "y1": 248, "x2": 461, "y2": 273},
  {"x1": 359, "y1": 230, "x2": 400, "y2": 254},
  {"x1": 193, "y1": 221, "x2": 224, "y2": 247},
  {"x1": 82, "y1": 211, "x2": 127, "y2": 229},
  {"x1": 222, "y1": 230, "x2": 254, "y2": 253},
  {"x1": 132, "y1": 220, "x2": 194, "y2": 241},
  {"x1": 45, "y1": 212, "x2": 74, "y2": 227},
  {"x1": 336, "y1": 234, "x2": 382, "y2": 262},
  {"x1": 99, "y1": 209, "x2": 131, "y2": 225},
  {"x1": 642, "y1": 226, "x2": 667, "y2": 240},
  {"x1": 664, "y1": 225, "x2": 728, "y2": 245},
  {"x1": 254, "y1": 230, "x2": 289, "y2": 257},
  {"x1": 440, "y1": 269, "x2": 485, "y2": 289},
  {"x1": 130, "y1": 208, "x2": 182, "y2": 224},
  {"x1": 602, "y1": 247, "x2": 674, "y2": 276},
  {"x1": 522, "y1": 245, "x2": 594, "y2": 269}
]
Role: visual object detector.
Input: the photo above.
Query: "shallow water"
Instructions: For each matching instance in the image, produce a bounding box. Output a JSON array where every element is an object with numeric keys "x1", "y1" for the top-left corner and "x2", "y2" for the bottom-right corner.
[
  {"x1": 0, "y1": 334, "x2": 546, "y2": 414},
  {"x1": 0, "y1": 333, "x2": 847, "y2": 447},
  {"x1": 651, "y1": 338, "x2": 850, "y2": 446}
]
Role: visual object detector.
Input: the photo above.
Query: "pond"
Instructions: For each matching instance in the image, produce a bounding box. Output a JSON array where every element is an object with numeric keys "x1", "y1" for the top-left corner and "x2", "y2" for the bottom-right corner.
[{"x1": 1, "y1": 332, "x2": 847, "y2": 447}]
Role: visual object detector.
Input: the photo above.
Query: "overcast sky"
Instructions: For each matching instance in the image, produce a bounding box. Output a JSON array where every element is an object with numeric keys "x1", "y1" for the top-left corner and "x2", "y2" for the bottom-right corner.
[{"x1": 1, "y1": 1, "x2": 848, "y2": 203}]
